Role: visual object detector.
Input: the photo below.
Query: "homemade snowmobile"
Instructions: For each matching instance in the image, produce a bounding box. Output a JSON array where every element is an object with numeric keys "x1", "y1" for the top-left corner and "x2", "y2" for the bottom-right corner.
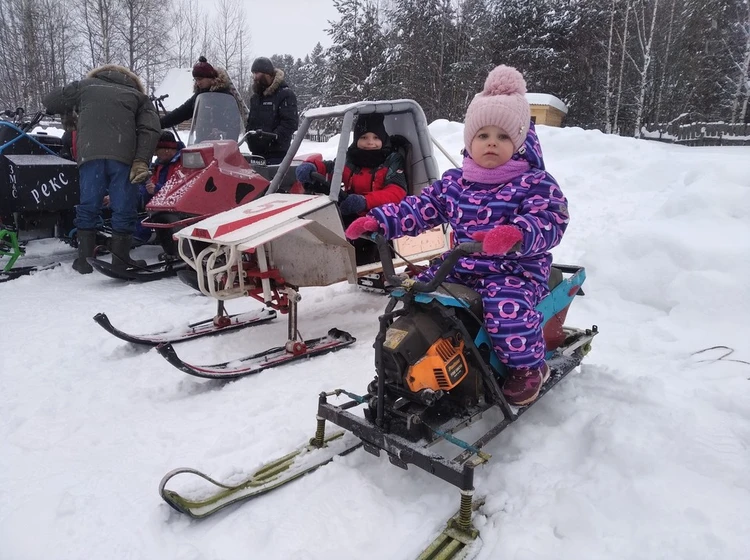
[
  {"x1": 88, "y1": 92, "x2": 295, "y2": 282},
  {"x1": 0, "y1": 108, "x2": 79, "y2": 279},
  {"x1": 159, "y1": 234, "x2": 597, "y2": 559},
  {"x1": 138, "y1": 100, "x2": 453, "y2": 377}
]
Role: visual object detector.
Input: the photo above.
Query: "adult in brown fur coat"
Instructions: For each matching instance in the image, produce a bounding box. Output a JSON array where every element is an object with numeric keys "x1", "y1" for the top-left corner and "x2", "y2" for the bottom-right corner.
[{"x1": 160, "y1": 56, "x2": 249, "y2": 131}]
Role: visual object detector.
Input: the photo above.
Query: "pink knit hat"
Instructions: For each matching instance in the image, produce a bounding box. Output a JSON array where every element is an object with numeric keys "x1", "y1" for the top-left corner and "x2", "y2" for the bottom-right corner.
[{"x1": 463, "y1": 65, "x2": 531, "y2": 156}]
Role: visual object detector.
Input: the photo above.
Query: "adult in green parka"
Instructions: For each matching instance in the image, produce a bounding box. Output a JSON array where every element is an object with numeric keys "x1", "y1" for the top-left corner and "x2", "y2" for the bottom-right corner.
[{"x1": 43, "y1": 65, "x2": 161, "y2": 274}]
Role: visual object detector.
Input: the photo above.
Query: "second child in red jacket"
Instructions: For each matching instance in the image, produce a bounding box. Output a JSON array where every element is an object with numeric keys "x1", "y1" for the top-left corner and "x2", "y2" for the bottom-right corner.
[
  {"x1": 296, "y1": 113, "x2": 407, "y2": 216},
  {"x1": 133, "y1": 131, "x2": 184, "y2": 244},
  {"x1": 295, "y1": 114, "x2": 407, "y2": 264}
]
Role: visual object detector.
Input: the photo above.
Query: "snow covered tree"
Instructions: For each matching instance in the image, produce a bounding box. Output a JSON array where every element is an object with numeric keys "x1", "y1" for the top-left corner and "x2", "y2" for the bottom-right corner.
[
  {"x1": 446, "y1": 0, "x2": 496, "y2": 120},
  {"x1": 725, "y1": 0, "x2": 750, "y2": 124},
  {"x1": 545, "y1": 0, "x2": 611, "y2": 129},
  {"x1": 326, "y1": 0, "x2": 388, "y2": 104},
  {"x1": 295, "y1": 43, "x2": 330, "y2": 113},
  {"x1": 384, "y1": 0, "x2": 460, "y2": 120}
]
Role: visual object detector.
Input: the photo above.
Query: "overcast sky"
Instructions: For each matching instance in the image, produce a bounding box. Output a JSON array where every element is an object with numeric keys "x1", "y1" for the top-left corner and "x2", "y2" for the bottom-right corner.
[{"x1": 232, "y1": 0, "x2": 342, "y2": 60}]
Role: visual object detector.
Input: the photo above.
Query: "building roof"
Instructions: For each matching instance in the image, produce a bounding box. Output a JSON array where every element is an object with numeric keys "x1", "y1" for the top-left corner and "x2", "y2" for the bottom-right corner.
[
  {"x1": 152, "y1": 68, "x2": 194, "y2": 111},
  {"x1": 526, "y1": 93, "x2": 568, "y2": 115}
]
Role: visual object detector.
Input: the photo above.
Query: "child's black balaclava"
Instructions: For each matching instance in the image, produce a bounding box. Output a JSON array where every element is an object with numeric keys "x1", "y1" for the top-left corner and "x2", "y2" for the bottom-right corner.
[{"x1": 349, "y1": 113, "x2": 390, "y2": 168}]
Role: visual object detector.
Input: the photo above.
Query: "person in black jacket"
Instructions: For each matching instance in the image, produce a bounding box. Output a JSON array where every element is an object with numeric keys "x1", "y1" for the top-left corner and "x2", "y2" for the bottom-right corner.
[
  {"x1": 160, "y1": 56, "x2": 248, "y2": 131},
  {"x1": 246, "y1": 57, "x2": 299, "y2": 164}
]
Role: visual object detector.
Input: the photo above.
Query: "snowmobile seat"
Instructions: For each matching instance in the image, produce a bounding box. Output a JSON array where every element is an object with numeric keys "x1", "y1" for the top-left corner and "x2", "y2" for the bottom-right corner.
[
  {"x1": 548, "y1": 266, "x2": 563, "y2": 290},
  {"x1": 436, "y1": 267, "x2": 568, "y2": 351},
  {"x1": 388, "y1": 134, "x2": 412, "y2": 194},
  {"x1": 544, "y1": 266, "x2": 571, "y2": 351},
  {"x1": 430, "y1": 266, "x2": 564, "y2": 321},
  {"x1": 434, "y1": 284, "x2": 484, "y2": 318}
]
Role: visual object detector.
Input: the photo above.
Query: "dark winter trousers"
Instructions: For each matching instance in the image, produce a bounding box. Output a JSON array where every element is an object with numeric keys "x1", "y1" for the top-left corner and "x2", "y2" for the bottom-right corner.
[
  {"x1": 417, "y1": 267, "x2": 548, "y2": 371},
  {"x1": 76, "y1": 159, "x2": 138, "y2": 234}
]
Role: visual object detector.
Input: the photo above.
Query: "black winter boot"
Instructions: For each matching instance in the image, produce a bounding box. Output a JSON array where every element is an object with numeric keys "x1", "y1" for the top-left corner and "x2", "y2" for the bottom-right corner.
[
  {"x1": 110, "y1": 232, "x2": 147, "y2": 271},
  {"x1": 72, "y1": 229, "x2": 96, "y2": 274}
]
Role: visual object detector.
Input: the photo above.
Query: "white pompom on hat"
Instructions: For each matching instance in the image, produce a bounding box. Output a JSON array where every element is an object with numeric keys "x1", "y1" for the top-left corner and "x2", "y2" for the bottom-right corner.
[{"x1": 463, "y1": 65, "x2": 531, "y2": 156}]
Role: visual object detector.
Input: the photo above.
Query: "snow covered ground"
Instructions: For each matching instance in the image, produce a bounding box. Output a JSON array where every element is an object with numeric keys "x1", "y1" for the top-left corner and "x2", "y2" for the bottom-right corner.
[{"x1": 2, "y1": 124, "x2": 749, "y2": 560}]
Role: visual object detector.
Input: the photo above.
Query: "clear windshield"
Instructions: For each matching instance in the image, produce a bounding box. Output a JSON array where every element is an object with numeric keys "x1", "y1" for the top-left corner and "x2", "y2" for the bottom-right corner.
[{"x1": 187, "y1": 92, "x2": 242, "y2": 146}]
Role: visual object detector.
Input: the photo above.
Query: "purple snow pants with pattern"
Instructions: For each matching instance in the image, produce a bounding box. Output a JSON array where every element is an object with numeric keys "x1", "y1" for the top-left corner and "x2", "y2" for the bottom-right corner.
[{"x1": 417, "y1": 263, "x2": 549, "y2": 372}]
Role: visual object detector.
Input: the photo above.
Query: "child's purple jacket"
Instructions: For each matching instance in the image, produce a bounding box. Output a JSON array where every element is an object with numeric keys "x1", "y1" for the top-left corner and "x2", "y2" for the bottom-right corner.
[{"x1": 368, "y1": 123, "x2": 569, "y2": 284}]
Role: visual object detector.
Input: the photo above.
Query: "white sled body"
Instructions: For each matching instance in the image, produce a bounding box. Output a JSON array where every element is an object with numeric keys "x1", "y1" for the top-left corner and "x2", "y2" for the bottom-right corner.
[{"x1": 176, "y1": 193, "x2": 356, "y2": 300}]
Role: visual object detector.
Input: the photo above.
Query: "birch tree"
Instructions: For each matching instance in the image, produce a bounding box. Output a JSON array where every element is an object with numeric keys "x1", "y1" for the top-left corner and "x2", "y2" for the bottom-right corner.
[
  {"x1": 604, "y1": 0, "x2": 619, "y2": 133},
  {"x1": 117, "y1": 0, "x2": 171, "y2": 91},
  {"x1": 170, "y1": 0, "x2": 209, "y2": 68},
  {"x1": 210, "y1": 0, "x2": 250, "y2": 88},
  {"x1": 79, "y1": 0, "x2": 121, "y2": 67},
  {"x1": 630, "y1": 0, "x2": 660, "y2": 136},
  {"x1": 613, "y1": 0, "x2": 631, "y2": 133},
  {"x1": 728, "y1": 1, "x2": 750, "y2": 123}
]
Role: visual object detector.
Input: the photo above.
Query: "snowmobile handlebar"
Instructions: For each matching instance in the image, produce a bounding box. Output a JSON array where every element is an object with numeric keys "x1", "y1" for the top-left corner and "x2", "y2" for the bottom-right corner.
[
  {"x1": 310, "y1": 171, "x2": 328, "y2": 185},
  {"x1": 1, "y1": 108, "x2": 45, "y2": 132},
  {"x1": 243, "y1": 129, "x2": 278, "y2": 141},
  {"x1": 372, "y1": 233, "x2": 483, "y2": 293},
  {"x1": 297, "y1": 172, "x2": 331, "y2": 197}
]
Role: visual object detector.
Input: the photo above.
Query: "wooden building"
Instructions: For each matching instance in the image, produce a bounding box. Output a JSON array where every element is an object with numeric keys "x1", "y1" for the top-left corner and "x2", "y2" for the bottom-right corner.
[{"x1": 526, "y1": 93, "x2": 568, "y2": 127}]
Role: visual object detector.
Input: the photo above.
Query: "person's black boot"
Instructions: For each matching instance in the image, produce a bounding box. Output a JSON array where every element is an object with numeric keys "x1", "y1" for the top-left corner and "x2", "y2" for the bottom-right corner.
[
  {"x1": 72, "y1": 229, "x2": 96, "y2": 274},
  {"x1": 110, "y1": 232, "x2": 147, "y2": 271}
]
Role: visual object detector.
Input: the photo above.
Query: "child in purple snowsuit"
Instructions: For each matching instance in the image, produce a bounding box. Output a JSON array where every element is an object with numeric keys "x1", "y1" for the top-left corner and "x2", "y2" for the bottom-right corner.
[{"x1": 345, "y1": 65, "x2": 569, "y2": 406}]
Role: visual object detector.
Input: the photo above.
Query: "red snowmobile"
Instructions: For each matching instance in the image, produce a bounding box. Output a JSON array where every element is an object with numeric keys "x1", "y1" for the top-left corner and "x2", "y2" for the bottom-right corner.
[{"x1": 88, "y1": 92, "x2": 298, "y2": 281}]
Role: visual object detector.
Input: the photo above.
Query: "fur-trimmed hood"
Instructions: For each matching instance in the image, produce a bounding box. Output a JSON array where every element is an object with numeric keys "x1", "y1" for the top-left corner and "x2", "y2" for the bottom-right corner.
[
  {"x1": 253, "y1": 69, "x2": 286, "y2": 97},
  {"x1": 86, "y1": 64, "x2": 146, "y2": 94},
  {"x1": 192, "y1": 67, "x2": 233, "y2": 94}
]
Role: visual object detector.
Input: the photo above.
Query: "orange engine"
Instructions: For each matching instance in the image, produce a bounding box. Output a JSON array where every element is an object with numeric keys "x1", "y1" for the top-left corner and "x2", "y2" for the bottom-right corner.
[{"x1": 405, "y1": 338, "x2": 469, "y2": 393}]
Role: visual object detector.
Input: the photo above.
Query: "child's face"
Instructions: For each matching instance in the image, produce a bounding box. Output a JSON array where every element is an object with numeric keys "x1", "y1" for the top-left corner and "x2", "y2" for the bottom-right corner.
[
  {"x1": 356, "y1": 132, "x2": 383, "y2": 151},
  {"x1": 156, "y1": 147, "x2": 177, "y2": 162},
  {"x1": 470, "y1": 125, "x2": 515, "y2": 168}
]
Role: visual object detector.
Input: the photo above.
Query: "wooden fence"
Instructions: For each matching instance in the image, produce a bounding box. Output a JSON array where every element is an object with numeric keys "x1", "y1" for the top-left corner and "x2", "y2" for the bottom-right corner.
[
  {"x1": 304, "y1": 130, "x2": 335, "y2": 143},
  {"x1": 643, "y1": 122, "x2": 750, "y2": 146}
]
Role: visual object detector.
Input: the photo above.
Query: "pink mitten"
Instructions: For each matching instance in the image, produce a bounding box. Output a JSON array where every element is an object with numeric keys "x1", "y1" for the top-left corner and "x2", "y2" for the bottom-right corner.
[
  {"x1": 479, "y1": 225, "x2": 523, "y2": 255},
  {"x1": 470, "y1": 230, "x2": 487, "y2": 242},
  {"x1": 345, "y1": 216, "x2": 379, "y2": 240}
]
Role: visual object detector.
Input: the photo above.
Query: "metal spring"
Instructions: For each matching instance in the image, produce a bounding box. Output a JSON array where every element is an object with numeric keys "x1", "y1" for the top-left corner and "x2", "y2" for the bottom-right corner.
[{"x1": 458, "y1": 489, "x2": 473, "y2": 531}]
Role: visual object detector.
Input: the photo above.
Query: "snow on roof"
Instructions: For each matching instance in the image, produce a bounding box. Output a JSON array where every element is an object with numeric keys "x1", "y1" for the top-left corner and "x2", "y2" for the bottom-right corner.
[
  {"x1": 152, "y1": 68, "x2": 195, "y2": 111},
  {"x1": 526, "y1": 93, "x2": 568, "y2": 114}
]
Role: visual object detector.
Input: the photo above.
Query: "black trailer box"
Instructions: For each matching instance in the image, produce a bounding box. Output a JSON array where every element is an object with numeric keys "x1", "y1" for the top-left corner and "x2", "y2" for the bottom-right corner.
[{"x1": 0, "y1": 153, "x2": 79, "y2": 213}]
